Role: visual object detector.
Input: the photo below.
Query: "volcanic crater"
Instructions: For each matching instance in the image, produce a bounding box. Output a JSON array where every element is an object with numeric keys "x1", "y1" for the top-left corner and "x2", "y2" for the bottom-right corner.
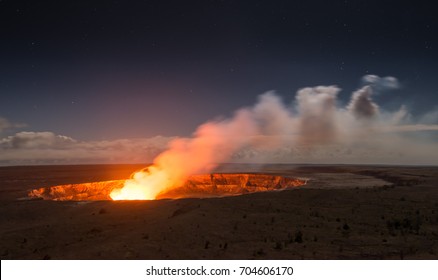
[{"x1": 28, "y1": 173, "x2": 306, "y2": 201}]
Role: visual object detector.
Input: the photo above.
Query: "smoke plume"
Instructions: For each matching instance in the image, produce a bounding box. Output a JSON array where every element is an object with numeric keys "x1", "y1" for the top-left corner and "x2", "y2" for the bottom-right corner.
[
  {"x1": 295, "y1": 86, "x2": 340, "y2": 144},
  {"x1": 347, "y1": 86, "x2": 379, "y2": 120},
  {"x1": 110, "y1": 75, "x2": 438, "y2": 199},
  {"x1": 1, "y1": 75, "x2": 437, "y2": 170}
]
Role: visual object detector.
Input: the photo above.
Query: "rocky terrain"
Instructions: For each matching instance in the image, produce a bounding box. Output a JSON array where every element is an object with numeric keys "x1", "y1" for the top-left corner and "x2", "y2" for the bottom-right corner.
[{"x1": 1, "y1": 164, "x2": 437, "y2": 259}]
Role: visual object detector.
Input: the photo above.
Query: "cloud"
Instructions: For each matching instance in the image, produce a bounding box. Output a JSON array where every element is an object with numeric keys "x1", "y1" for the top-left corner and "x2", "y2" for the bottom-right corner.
[
  {"x1": 0, "y1": 117, "x2": 26, "y2": 133},
  {"x1": 361, "y1": 74, "x2": 400, "y2": 91},
  {"x1": 1, "y1": 131, "x2": 76, "y2": 149},
  {"x1": 0, "y1": 132, "x2": 172, "y2": 165}
]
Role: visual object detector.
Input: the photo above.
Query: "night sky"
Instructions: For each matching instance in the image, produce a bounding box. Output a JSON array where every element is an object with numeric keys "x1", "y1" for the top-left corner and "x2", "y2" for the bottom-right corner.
[{"x1": 0, "y1": 1, "x2": 437, "y2": 161}]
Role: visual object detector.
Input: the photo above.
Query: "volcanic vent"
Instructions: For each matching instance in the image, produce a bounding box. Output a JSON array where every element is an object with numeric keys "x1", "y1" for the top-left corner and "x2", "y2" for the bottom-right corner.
[{"x1": 28, "y1": 173, "x2": 306, "y2": 201}]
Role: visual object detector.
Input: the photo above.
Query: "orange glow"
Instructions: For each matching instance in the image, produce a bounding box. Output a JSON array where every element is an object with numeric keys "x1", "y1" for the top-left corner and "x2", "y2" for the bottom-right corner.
[
  {"x1": 109, "y1": 109, "x2": 259, "y2": 200},
  {"x1": 28, "y1": 173, "x2": 306, "y2": 201},
  {"x1": 109, "y1": 167, "x2": 173, "y2": 200}
]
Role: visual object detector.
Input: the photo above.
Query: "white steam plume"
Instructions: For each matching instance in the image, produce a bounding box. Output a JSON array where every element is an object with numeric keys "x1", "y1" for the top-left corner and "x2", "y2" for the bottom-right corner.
[
  {"x1": 111, "y1": 75, "x2": 438, "y2": 199},
  {"x1": 153, "y1": 108, "x2": 258, "y2": 185},
  {"x1": 347, "y1": 86, "x2": 379, "y2": 120},
  {"x1": 295, "y1": 86, "x2": 340, "y2": 144}
]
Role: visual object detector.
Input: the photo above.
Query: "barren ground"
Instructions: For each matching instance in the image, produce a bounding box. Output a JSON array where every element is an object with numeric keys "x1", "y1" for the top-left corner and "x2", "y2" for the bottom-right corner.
[{"x1": 0, "y1": 164, "x2": 437, "y2": 259}]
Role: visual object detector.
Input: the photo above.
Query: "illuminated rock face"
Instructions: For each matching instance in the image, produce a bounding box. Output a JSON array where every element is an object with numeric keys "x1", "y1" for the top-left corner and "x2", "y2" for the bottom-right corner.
[
  {"x1": 28, "y1": 180, "x2": 124, "y2": 201},
  {"x1": 28, "y1": 173, "x2": 306, "y2": 201},
  {"x1": 158, "y1": 174, "x2": 305, "y2": 199}
]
